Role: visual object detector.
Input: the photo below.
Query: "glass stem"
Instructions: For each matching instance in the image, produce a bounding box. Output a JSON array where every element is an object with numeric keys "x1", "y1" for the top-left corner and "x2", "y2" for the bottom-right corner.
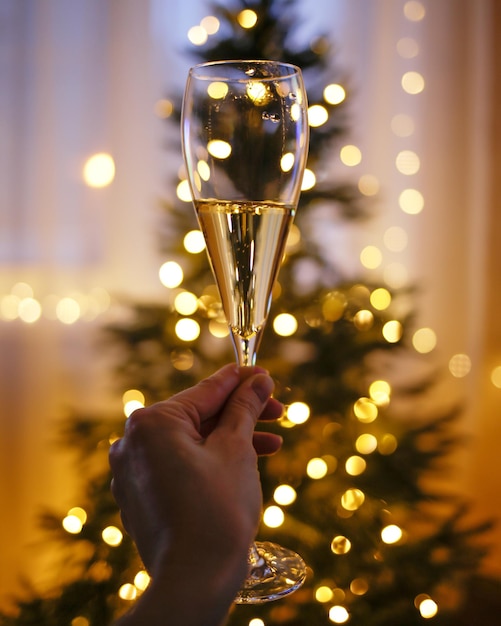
[{"x1": 231, "y1": 330, "x2": 264, "y2": 367}]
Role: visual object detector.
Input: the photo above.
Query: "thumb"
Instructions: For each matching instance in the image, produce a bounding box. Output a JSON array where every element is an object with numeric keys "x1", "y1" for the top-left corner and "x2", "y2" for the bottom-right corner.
[{"x1": 213, "y1": 373, "x2": 275, "y2": 442}]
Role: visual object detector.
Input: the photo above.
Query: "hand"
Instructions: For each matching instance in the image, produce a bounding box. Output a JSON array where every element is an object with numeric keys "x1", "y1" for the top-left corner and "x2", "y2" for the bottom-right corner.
[{"x1": 109, "y1": 364, "x2": 283, "y2": 626}]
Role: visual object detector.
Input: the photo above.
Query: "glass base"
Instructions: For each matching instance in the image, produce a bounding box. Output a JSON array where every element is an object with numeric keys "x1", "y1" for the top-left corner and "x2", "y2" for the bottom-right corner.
[{"x1": 234, "y1": 541, "x2": 307, "y2": 604}]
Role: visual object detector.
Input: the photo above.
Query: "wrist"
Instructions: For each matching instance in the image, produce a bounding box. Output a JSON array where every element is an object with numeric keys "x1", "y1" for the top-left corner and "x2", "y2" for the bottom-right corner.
[{"x1": 113, "y1": 540, "x2": 250, "y2": 626}]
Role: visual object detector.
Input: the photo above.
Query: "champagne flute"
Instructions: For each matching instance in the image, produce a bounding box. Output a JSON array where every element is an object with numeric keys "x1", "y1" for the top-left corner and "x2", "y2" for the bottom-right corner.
[{"x1": 181, "y1": 60, "x2": 309, "y2": 603}]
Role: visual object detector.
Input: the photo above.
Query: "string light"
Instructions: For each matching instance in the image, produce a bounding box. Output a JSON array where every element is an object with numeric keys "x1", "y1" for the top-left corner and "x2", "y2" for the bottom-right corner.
[
  {"x1": 184, "y1": 230, "x2": 206, "y2": 253},
  {"x1": 323, "y1": 83, "x2": 346, "y2": 105},
  {"x1": 382, "y1": 320, "x2": 403, "y2": 343},
  {"x1": 331, "y1": 535, "x2": 351, "y2": 554},
  {"x1": 175, "y1": 318, "x2": 200, "y2": 341},
  {"x1": 355, "y1": 433, "x2": 378, "y2": 454},
  {"x1": 176, "y1": 179, "x2": 192, "y2": 201},
  {"x1": 159, "y1": 261, "x2": 183, "y2": 288},
  {"x1": 308, "y1": 104, "x2": 329, "y2": 127},
  {"x1": 273, "y1": 312, "x2": 298, "y2": 336},
  {"x1": 315, "y1": 585, "x2": 334, "y2": 602},
  {"x1": 83, "y1": 153, "x2": 115, "y2": 188},
  {"x1": 448, "y1": 353, "x2": 471, "y2": 378},
  {"x1": 273, "y1": 484, "x2": 297, "y2": 505},
  {"x1": 412, "y1": 327, "x2": 437, "y2": 353},
  {"x1": 340, "y1": 144, "x2": 362, "y2": 166},
  {"x1": 307, "y1": 457, "x2": 328, "y2": 479},
  {"x1": 328, "y1": 605, "x2": 350, "y2": 623},
  {"x1": 401, "y1": 71, "x2": 425, "y2": 95},
  {"x1": 301, "y1": 168, "x2": 316, "y2": 190},
  {"x1": 237, "y1": 9, "x2": 258, "y2": 28},
  {"x1": 381, "y1": 524, "x2": 403, "y2": 544},
  {"x1": 360, "y1": 245, "x2": 382, "y2": 269},
  {"x1": 102, "y1": 526, "x2": 123, "y2": 547},
  {"x1": 263, "y1": 505, "x2": 284, "y2": 528},
  {"x1": 490, "y1": 366, "x2": 501, "y2": 388},
  {"x1": 358, "y1": 173, "x2": 379, "y2": 196},
  {"x1": 118, "y1": 583, "x2": 137, "y2": 601}
]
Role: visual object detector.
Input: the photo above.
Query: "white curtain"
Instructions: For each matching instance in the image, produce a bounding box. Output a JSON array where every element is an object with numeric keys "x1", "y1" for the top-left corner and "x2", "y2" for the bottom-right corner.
[{"x1": 1, "y1": 0, "x2": 499, "y2": 600}]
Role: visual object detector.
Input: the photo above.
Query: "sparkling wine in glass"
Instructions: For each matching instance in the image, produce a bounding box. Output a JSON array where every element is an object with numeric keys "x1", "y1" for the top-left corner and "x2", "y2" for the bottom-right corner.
[{"x1": 181, "y1": 60, "x2": 309, "y2": 603}]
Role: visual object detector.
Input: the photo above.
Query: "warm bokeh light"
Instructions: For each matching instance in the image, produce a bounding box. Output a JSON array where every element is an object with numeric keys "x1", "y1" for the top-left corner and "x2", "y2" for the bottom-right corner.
[
  {"x1": 118, "y1": 583, "x2": 137, "y2": 601},
  {"x1": 340, "y1": 144, "x2": 362, "y2": 166},
  {"x1": 175, "y1": 318, "x2": 201, "y2": 341},
  {"x1": 102, "y1": 526, "x2": 123, "y2": 547},
  {"x1": 449, "y1": 353, "x2": 471, "y2": 378},
  {"x1": 62, "y1": 514, "x2": 84, "y2": 534},
  {"x1": 358, "y1": 173, "x2": 380, "y2": 196},
  {"x1": 176, "y1": 179, "x2": 192, "y2": 202},
  {"x1": 170, "y1": 349, "x2": 195, "y2": 371},
  {"x1": 391, "y1": 113, "x2": 415, "y2": 137},
  {"x1": 280, "y1": 152, "x2": 295, "y2": 172},
  {"x1": 353, "y1": 397, "x2": 378, "y2": 423},
  {"x1": 18, "y1": 297, "x2": 42, "y2": 323},
  {"x1": 249, "y1": 619, "x2": 265, "y2": 626},
  {"x1": 154, "y1": 98, "x2": 174, "y2": 118},
  {"x1": 397, "y1": 37, "x2": 419, "y2": 58},
  {"x1": 360, "y1": 245, "x2": 382, "y2": 269},
  {"x1": 208, "y1": 319, "x2": 230, "y2": 338},
  {"x1": 301, "y1": 168, "x2": 316, "y2": 190},
  {"x1": 328, "y1": 605, "x2": 350, "y2": 623},
  {"x1": 401, "y1": 71, "x2": 425, "y2": 94},
  {"x1": 369, "y1": 380, "x2": 391, "y2": 406},
  {"x1": 287, "y1": 401, "x2": 310, "y2": 424},
  {"x1": 207, "y1": 81, "x2": 228, "y2": 99},
  {"x1": 159, "y1": 261, "x2": 183, "y2": 288},
  {"x1": 273, "y1": 312, "x2": 298, "y2": 336},
  {"x1": 183, "y1": 229, "x2": 206, "y2": 253},
  {"x1": 273, "y1": 484, "x2": 297, "y2": 506},
  {"x1": 370, "y1": 287, "x2": 391, "y2": 310},
  {"x1": 412, "y1": 327, "x2": 437, "y2": 353},
  {"x1": 134, "y1": 570, "x2": 151, "y2": 591},
  {"x1": 237, "y1": 9, "x2": 258, "y2": 28},
  {"x1": 174, "y1": 291, "x2": 198, "y2": 315},
  {"x1": 399, "y1": 188, "x2": 424, "y2": 214},
  {"x1": 378, "y1": 433, "x2": 398, "y2": 455},
  {"x1": 200, "y1": 15, "x2": 220, "y2": 35},
  {"x1": 187, "y1": 25, "x2": 208, "y2": 46},
  {"x1": 382, "y1": 320, "x2": 403, "y2": 343},
  {"x1": 381, "y1": 524, "x2": 403, "y2": 544},
  {"x1": 404, "y1": 0, "x2": 426, "y2": 21},
  {"x1": 384, "y1": 226, "x2": 408, "y2": 251},
  {"x1": 263, "y1": 505, "x2": 284, "y2": 528},
  {"x1": 383, "y1": 262, "x2": 409, "y2": 288},
  {"x1": 345, "y1": 455, "x2": 367, "y2": 476},
  {"x1": 83, "y1": 153, "x2": 115, "y2": 187},
  {"x1": 341, "y1": 488, "x2": 365, "y2": 511},
  {"x1": 323, "y1": 83, "x2": 346, "y2": 105},
  {"x1": 315, "y1": 585, "x2": 334, "y2": 602},
  {"x1": 308, "y1": 104, "x2": 329, "y2": 127},
  {"x1": 71, "y1": 617, "x2": 90, "y2": 626},
  {"x1": 419, "y1": 598, "x2": 438, "y2": 618},
  {"x1": 322, "y1": 291, "x2": 347, "y2": 321},
  {"x1": 350, "y1": 578, "x2": 369, "y2": 595},
  {"x1": 353, "y1": 309, "x2": 374, "y2": 330},
  {"x1": 331, "y1": 535, "x2": 351, "y2": 554},
  {"x1": 307, "y1": 457, "x2": 328, "y2": 479},
  {"x1": 355, "y1": 433, "x2": 378, "y2": 454},
  {"x1": 56, "y1": 297, "x2": 81, "y2": 324},
  {"x1": 207, "y1": 139, "x2": 232, "y2": 159},
  {"x1": 395, "y1": 149, "x2": 420, "y2": 175},
  {"x1": 491, "y1": 365, "x2": 501, "y2": 388}
]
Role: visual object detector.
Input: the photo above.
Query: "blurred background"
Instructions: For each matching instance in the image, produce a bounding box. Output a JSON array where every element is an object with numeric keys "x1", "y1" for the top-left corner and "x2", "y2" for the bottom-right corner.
[{"x1": 0, "y1": 0, "x2": 499, "y2": 618}]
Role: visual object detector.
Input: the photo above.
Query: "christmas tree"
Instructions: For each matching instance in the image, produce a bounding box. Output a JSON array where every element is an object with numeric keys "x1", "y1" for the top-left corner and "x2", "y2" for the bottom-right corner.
[{"x1": 1, "y1": 1, "x2": 492, "y2": 625}]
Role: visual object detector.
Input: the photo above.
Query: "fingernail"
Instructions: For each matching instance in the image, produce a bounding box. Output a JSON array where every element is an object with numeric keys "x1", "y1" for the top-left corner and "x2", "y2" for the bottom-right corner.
[{"x1": 252, "y1": 374, "x2": 274, "y2": 402}]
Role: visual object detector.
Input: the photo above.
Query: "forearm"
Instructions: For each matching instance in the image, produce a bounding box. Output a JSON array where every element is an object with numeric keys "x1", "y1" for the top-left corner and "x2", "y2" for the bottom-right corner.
[{"x1": 112, "y1": 548, "x2": 249, "y2": 626}]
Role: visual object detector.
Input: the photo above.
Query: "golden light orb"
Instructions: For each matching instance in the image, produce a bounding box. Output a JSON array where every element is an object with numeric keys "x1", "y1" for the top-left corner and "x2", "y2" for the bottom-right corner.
[
  {"x1": 307, "y1": 457, "x2": 328, "y2": 479},
  {"x1": 323, "y1": 83, "x2": 346, "y2": 105},
  {"x1": 237, "y1": 9, "x2": 258, "y2": 28},
  {"x1": 345, "y1": 455, "x2": 367, "y2": 476},
  {"x1": 308, "y1": 104, "x2": 329, "y2": 127},
  {"x1": 381, "y1": 524, "x2": 403, "y2": 544},
  {"x1": 355, "y1": 433, "x2": 378, "y2": 454},
  {"x1": 315, "y1": 585, "x2": 334, "y2": 603},
  {"x1": 159, "y1": 261, "x2": 183, "y2": 288},
  {"x1": 353, "y1": 397, "x2": 378, "y2": 423},
  {"x1": 184, "y1": 230, "x2": 206, "y2": 253},
  {"x1": 263, "y1": 505, "x2": 284, "y2": 528},
  {"x1": 448, "y1": 353, "x2": 471, "y2": 378},
  {"x1": 187, "y1": 25, "x2": 208, "y2": 46},
  {"x1": 102, "y1": 526, "x2": 123, "y2": 547},
  {"x1": 331, "y1": 535, "x2": 351, "y2": 554},
  {"x1": 118, "y1": 583, "x2": 137, "y2": 601},
  {"x1": 328, "y1": 605, "x2": 350, "y2": 623},
  {"x1": 341, "y1": 488, "x2": 365, "y2": 511},
  {"x1": 340, "y1": 144, "x2": 362, "y2": 166},
  {"x1": 301, "y1": 168, "x2": 316, "y2": 190},
  {"x1": 175, "y1": 318, "x2": 201, "y2": 342},
  {"x1": 401, "y1": 71, "x2": 425, "y2": 94},
  {"x1": 412, "y1": 327, "x2": 437, "y2": 353},
  {"x1": 273, "y1": 312, "x2": 298, "y2": 336},
  {"x1": 174, "y1": 291, "x2": 198, "y2": 316},
  {"x1": 83, "y1": 153, "x2": 115, "y2": 187},
  {"x1": 382, "y1": 320, "x2": 403, "y2": 343},
  {"x1": 273, "y1": 484, "x2": 297, "y2": 506},
  {"x1": 360, "y1": 245, "x2": 382, "y2": 269},
  {"x1": 287, "y1": 401, "x2": 310, "y2": 424}
]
